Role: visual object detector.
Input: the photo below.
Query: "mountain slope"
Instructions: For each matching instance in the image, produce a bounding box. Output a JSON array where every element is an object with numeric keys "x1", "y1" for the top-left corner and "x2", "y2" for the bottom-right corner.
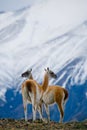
[{"x1": 0, "y1": 0, "x2": 87, "y2": 121}]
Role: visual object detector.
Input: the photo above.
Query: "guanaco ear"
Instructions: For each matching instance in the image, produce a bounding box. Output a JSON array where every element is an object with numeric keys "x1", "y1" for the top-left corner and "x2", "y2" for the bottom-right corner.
[
  {"x1": 27, "y1": 68, "x2": 32, "y2": 72},
  {"x1": 30, "y1": 68, "x2": 32, "y2": 72},
  {"x1": 47, "y1": 67, "x2": 49, "y2": 70}
]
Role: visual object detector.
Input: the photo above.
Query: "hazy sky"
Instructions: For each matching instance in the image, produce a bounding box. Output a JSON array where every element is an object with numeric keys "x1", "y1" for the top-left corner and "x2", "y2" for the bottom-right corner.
[
  {"x1": 0, "y1": 0, "x2": 87, "y2": 12},
  {"x1": 0, "y1": 0, "x2": 34, "y2": 11}
]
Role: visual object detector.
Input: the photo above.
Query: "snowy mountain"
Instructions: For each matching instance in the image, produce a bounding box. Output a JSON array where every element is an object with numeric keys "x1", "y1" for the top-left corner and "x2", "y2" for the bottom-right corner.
[{"x1": 0, "y1": 0, "x2": 87, "y2": 122}]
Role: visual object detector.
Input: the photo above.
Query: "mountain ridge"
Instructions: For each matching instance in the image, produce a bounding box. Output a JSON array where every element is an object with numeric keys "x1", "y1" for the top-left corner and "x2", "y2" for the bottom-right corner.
[{"x1": 0, "y1": 1, "x2": 87, "y2": 121}]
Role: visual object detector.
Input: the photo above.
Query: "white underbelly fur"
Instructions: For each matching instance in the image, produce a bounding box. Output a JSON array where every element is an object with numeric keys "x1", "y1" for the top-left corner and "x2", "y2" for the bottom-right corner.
[{"x1": 42, "y1": 91, "x2": 55, "y2": 105}]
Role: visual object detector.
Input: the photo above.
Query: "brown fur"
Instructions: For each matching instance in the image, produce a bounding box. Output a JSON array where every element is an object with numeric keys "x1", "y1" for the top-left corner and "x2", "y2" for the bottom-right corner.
[
  {"x1": 21, "y1": 76, "x2": 46, "y2": 121},
  {"x1": 21, "y1": 74, "x2": 33, "y2": 95},
  {"x1": 42, "y1": 85, "x2": 68, "y2": 122},
  {"x1": 22, "y1": 72, "x2": 49, "y2": 100},
  {"x1": 47, "y1": 85, "x2": 68, "y2": 101},
  {"x1": 21, "y1": 69, "x2": 68, "y2": 122},
  {"x1": 42, "y1": 73, "x2": 49, "y2": 92},
  {"x1": 62, "y1": 88, "x2": 68, "y2": 101}
]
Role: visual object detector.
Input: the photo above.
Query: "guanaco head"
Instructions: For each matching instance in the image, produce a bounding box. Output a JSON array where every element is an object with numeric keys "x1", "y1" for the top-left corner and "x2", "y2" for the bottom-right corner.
[
  {"x1": 21, "y1": 68, "x2": 32, "y2": 78},
  {"x1": 44, "y1": 67, "x2": 57, "y2": 79}
]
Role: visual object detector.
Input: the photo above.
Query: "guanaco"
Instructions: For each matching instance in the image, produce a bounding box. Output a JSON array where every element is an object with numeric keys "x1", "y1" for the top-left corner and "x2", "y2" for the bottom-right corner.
[
  {"x1": 21, "y1": 68, "x2": 68, "y2": 123},
  {"x1": 21, "y1": 68, "x2": 57, "y2": 121}
]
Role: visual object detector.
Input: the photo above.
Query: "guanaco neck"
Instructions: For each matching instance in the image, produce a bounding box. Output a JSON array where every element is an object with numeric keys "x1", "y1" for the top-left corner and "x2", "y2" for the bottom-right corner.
[
  {"x1": 28, "y1": 74, "x2": 33, "y2": 80},
  {"x1": 42, "y1": 72, "x2": 49, "y2": 92}
]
